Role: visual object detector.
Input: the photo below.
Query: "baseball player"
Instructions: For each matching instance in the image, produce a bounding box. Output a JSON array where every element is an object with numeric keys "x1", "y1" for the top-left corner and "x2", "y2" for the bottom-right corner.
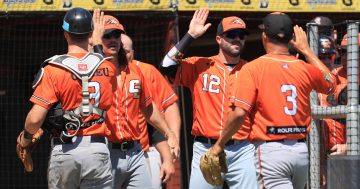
[
  {"x1": 160, "y1": 8, "x2": 258, "y2": 189},
  {"x1": 98, "y1": 15, "x2": 179, "y2": 189},
  {"x1": 16, "y1": 8, "x2": 116, "y2": 189},
  {"x1": 121, "y1": 33, "x2": 181, "y2": 188},
  {"x1": 331, "y1": 32, "x2": 360, "y2": 151},
  {"x1": 209, "y1": 13, "x2": 336, "y2": 189},
  {"x1": 317, "y1": 35, "x2": 346, "y2": 154}
]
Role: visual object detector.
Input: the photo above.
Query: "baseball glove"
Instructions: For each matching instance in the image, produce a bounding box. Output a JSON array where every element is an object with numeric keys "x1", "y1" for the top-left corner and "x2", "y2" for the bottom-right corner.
[
  {"x1": 199, "y1": 149, "x2": 228, "y2": 186},
  {"x1": 16, "y1": 128, "x2": 44, "y2": 172}
]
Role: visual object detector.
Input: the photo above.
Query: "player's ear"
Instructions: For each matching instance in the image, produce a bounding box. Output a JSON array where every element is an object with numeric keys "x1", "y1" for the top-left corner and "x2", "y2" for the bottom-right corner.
[
  {"x1": 215, "y1": 35, "x2": 221, "y2": 45},
  {"x1": 261, "y1": 32, "x2": 267, "y2": 45},
  {"x1": 64, "y1": 32, "x2": 69, "y2": 40}
]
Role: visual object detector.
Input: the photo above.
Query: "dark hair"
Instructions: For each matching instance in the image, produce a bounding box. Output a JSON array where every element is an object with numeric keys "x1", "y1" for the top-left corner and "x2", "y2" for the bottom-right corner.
[
  {"x1": 67, "y1": 32, "x2": 90, "y2": 43},
  {"x1": 117, "y1": 46, "x2": 129, "y2": 65},
  {"x1": 267, "y1": 35, "x2": 289, "y2": 45}
]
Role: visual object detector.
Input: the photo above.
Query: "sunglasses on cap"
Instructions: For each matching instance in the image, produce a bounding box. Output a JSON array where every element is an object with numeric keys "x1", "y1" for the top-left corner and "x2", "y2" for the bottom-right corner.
[
  {"x1": 103, "y1": 30, "x2": 122, "y2": 39},
  {"x1": 223, "y1": 30, "x2": 246, "y2": 40}
]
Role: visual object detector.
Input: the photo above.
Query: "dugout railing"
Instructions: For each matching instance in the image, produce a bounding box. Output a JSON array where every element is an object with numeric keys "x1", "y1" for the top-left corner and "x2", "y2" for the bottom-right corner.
[{"x1": 308, "y1": 21, "x2": 360, "y2": 189}]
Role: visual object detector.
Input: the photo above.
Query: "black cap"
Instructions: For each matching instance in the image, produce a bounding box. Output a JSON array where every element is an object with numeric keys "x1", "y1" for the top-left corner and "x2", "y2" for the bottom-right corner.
[
  {"x1": 260, "y1": 12, "x2": 293, "y2": 43},
  {"x1": 310, "y1": 16, "x2": 333, "y2": 26},
  {"x1": 310, "y1": 16, "x2": 333, "y2": 36},
  {"x1": 62, "y1": 7, "x2": 93, "y2": 34}
]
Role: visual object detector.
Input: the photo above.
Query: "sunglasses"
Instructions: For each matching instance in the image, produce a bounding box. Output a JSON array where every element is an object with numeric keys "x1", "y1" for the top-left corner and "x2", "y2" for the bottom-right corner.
[
  {"x1": 103, "y1": 30, "x2": 121, "y2": 39},
  {"x1": 224, "y1": 31, "x2": 246, "y2": 40}
]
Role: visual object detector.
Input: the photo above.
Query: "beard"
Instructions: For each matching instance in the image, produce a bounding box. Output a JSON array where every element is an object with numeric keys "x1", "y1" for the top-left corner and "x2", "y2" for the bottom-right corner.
[
  {"x1": 223, "y1": 46, "x2": 242, "y2": 57},
  {"x1": 220, "y1": 40, "x2": 243, "y2": 58}
]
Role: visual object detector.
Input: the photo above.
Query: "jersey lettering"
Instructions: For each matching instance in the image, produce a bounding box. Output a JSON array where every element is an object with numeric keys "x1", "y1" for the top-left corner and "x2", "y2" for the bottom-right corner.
[
  {"x1": 281, "y1": 84, "x2": 297, "y2": 116},
  {"x1": 129, "y1": 80, "x2": 140, "y2": 99},
  {"x1": 202, "y1": 73, "x2": 220, "y2": 94}
]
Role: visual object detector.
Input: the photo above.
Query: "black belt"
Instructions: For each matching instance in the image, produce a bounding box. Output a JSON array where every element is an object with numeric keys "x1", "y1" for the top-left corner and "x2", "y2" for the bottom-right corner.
[
  {"x1": 194, "y1": 136, "x2": 243, "y2": 146},
  {"x1": 112, "y1": 140, "x2": 138, "y2": 151},
  {"x1": 266, "y1": 139, "x2": 306, "y2": 143},
  {"x1": 53, "y1": 136, "x2": 106, "y2": 145}
]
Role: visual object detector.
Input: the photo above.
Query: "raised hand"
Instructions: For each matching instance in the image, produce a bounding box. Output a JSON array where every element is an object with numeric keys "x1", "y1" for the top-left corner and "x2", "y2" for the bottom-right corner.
[
  {"x1": 91, "y1": 8, "x2": 105, "y2": 46},
  {"x1": 188, "y1": 8, "x2": 212, "y2": 39},
  {"x1": 290, "y1": 25, "x2": 311, "y2": 54}
]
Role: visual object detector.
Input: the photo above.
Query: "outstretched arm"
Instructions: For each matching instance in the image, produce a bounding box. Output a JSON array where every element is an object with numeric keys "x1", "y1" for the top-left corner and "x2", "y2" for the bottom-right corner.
[
  {"x1": 160, "y1": 8, "x2": 211, "y2": 78},
  {"x1": 153, "y1": 139, "x2": 175, "y2": 183},
  {"x1": 290, "y1": 25, "x2": 336, "y2": 93},
  {"x1": 163, "y1": 102, "x2": 181, "y2": 160},
  {"x1": 142, "y1": 102, "x2": 179, "y2": 159},
  {"x1": 212, "y1": 106, "x2": 247, "y2": 155}
]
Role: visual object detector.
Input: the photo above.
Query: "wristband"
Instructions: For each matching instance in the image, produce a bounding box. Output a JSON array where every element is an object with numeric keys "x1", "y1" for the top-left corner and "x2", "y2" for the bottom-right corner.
[
  {"x1": 174, "y1": 33, "x2": 195, "y2": 59},
  {"x1": 93, "y1": 44, "x2": 105, "y2": 56},
  {"x1": 23, "y1": 130, "x2": 34, "y2": 140}
]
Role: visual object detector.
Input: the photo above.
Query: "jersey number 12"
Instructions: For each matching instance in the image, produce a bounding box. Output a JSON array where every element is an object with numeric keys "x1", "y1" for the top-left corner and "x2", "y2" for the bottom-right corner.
[{"x1": 202, "y1": 74, "x2": 220, "y2": 94}]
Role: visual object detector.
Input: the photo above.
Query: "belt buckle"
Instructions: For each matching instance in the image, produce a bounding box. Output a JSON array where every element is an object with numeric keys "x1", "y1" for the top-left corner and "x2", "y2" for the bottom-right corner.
[{"x1": 120, "y1": 142, "x2": 128, "y2": 151}]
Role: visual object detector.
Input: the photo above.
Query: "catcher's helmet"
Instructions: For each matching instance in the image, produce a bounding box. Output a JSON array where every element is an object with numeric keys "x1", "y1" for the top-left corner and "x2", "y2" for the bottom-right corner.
[
  {"x1": 319, "y1": 35, "x2": 336, "y2": 55},
  {"x1": 62, "y1": 7, "x2": 93, "y2": 34},
  {"x1": 310, "y1": 16, "x2": 333, "y2": 36}
]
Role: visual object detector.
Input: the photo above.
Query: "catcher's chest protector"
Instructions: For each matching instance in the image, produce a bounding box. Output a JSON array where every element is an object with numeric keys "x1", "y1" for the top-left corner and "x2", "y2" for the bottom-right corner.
[{"x1": 33, "y1": 52, "x2": 108, "y2": 117}]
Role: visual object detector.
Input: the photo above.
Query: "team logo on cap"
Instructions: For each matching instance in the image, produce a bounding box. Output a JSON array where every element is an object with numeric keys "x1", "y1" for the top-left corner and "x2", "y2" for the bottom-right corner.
[
  {"x1": 106, "y1": 19, "x2": 119, "y2": 25},
  {"x1": 231, "y1": 19, "x2": 245, "y2": 27}
]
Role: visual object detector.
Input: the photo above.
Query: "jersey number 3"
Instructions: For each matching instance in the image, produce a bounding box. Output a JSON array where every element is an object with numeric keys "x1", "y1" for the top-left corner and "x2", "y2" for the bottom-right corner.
[
  {"x1": 281, "y1": 84, "x2": 297, "y2": 116},
  {"x1": 202, "y1": 74, "x2": 220, "y2": 94}
]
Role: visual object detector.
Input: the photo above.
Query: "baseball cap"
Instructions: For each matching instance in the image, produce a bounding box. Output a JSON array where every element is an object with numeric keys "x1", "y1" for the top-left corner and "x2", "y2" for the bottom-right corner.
[
  {"x1": 259, "y1": 12, "x2": 293, "y2": 43},
  {"x1": 310, "y1": 16, "x2": 333, "y2": 26},
  {"x1": 217, "y1": 16, "x2": 249, "y2": 35},
  {"x1": 104, "y1": 15, "x2": 125, "y2": 34},
  {"x1": 340, "y1": 33, "x2": 360, "y2": 47},
  {"x1": 310, "y1": 16, "x2": 333, "y2": 36}
]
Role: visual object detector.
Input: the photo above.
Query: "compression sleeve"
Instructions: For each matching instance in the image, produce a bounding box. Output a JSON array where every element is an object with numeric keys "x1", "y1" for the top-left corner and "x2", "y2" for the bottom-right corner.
[{"x1": 160, "y1": 33, "x2": 195, "y2": 78}]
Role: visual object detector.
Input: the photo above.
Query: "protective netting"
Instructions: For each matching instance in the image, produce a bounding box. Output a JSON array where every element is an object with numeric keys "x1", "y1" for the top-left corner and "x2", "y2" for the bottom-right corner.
[{"x1": 308, "y1": 20, "x2": 359, "y2": 189}]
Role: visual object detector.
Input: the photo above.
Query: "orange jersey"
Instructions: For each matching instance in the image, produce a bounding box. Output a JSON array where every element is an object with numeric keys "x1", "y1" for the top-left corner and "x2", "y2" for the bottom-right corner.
[
  {"x1": 133, "y1": 60, "x2": 178, "y2": 151},
  {"x1": 230, "y1": 54, "x2": 335, "y2": 141},
  {"x1": 105, "y1": 63, "x2": 152, "y2": 143},
  {"x1": 174, "y1": 55, "x2": 250, "y2": 140},
  {"x1": 30, "y1": 52, "x2": 117, "y2": 136},
  {"x1": 319, "y1": 66, "x2": 347, "y2": 150}
]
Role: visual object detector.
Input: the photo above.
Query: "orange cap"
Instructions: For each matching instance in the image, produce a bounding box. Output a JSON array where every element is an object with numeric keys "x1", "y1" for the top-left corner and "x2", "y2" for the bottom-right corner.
[
  {"x1": 104, "y1": 15, "x2": 125, "y2": 34},
  {"x1": 340, "y1": 33, "x2": 360, "y2": 47},
  {"x1": 217, "y1": 16, "x2": 249, "y2": 35}
]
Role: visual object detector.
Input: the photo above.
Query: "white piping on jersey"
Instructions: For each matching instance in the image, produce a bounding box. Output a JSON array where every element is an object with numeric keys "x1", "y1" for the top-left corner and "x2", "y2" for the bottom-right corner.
[
  {"x1": 162, "y1": 93, "x2": 176, "y2": 105},
  {"x1": 234, "y1": 98, "x2": 252, "y2": 108},
  {"x1": 31, "y1": 95, "x2": 51, "y2": 105},
  {"x1": 260, "y1": 56, "x2": 300, "y2": 63},
  {"x1": 115, "y1": 91, "x2": 124, "y2": 139},
  {"x1": 124, "y1": 83, "x2": 131, "y2": 136},
  {"x1": 215, "y1": 63, "x2": 227, "y2": 134}
]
